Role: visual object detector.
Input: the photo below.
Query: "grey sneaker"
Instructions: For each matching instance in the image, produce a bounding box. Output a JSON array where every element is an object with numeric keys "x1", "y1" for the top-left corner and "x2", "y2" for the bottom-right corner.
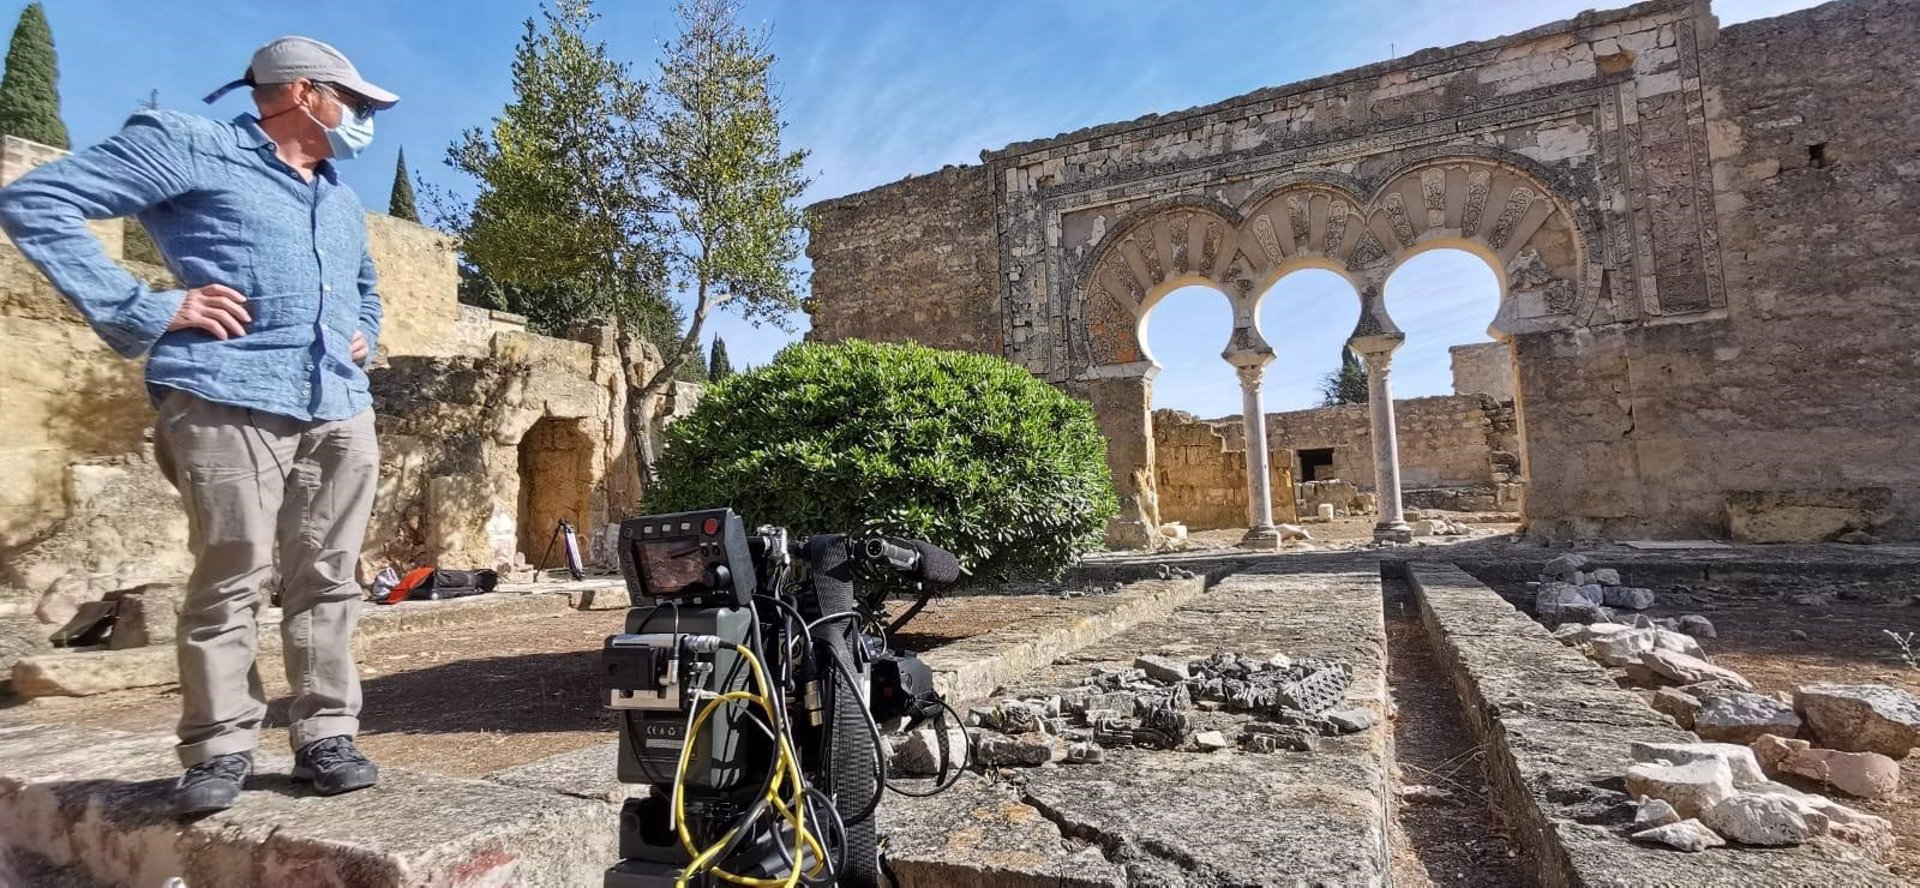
[
  {"x1": 292, "y1": 735, "x2": 379, "y2": 796},
  {"x1": 172, "y1": 751, "x2": 252, "y2": 815}
]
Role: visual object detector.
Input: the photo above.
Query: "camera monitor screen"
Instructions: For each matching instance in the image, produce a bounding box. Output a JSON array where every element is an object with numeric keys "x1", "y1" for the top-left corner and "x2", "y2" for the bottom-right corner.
[{"x1": 636, "y1": 540, "x2": 708, "y2": 598}]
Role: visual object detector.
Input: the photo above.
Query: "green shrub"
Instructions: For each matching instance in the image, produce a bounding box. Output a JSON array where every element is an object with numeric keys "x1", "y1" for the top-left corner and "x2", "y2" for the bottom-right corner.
[{"x1": 651, "y1": 339, "x2": 1116, "y2": 581}]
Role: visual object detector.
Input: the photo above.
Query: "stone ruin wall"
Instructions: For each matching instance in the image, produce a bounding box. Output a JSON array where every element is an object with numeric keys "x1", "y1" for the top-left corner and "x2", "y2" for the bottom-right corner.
[
  {"x1": 1151, "y1": 410, "x2": 1296, "y2": 532},
  {"x1": 1152, "y1": 395, "x2": 1519, "y2": 531},
  {"x1": 1449, "y1": 342, "x2": 1515, "y2": 400},
  {"x1": 1268, "y1": 394, "x2": 1520, "y2": 493},
  {"x1": 0, "y1": 135, "x2": 698, "y2": 606},
  {"x1": 805, "y1": 164, "x2": 1001, "y2": 354},
  {"x1": 806, "y1": 0, "x2": 1920, "y2": 542}
]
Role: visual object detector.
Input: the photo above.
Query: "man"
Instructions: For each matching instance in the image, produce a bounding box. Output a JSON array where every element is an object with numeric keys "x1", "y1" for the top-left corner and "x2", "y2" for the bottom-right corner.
[{"x1": 0, "y1": 37, "x2": 398, "y2": 815}]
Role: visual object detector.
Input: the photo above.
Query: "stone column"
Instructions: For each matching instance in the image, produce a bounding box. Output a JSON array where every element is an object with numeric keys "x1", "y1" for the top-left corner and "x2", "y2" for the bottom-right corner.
[
  {"x1": 1355, "y1": 341, "x2": 1412, "y2": 543},
  {"x1": 1234, "y1": 361, "x2": 1280, "y2": 550},
  {"x1": 1079, "y1": 365, "x2": 1161, "y2": 550}
]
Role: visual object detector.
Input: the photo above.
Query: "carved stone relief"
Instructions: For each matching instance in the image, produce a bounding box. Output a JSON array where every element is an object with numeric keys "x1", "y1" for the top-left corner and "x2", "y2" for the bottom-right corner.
[{"x1": 1074, "y1": 156, "x2": 1589, "y2": 367}]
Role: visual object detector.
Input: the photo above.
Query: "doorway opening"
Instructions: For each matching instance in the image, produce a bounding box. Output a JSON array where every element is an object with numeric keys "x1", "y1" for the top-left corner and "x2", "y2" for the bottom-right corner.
[
  {"x1": 517, "y1": 417, "x2": 594, "y2": 566},
  {"x1": 1298, "y1": 447, "x2": 1336, "y2": 482}
]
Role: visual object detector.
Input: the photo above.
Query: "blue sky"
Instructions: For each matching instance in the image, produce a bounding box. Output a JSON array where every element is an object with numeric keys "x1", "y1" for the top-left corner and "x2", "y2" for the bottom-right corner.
[{"x1": 24, "y1": 0, "x2": 1818, "y2": 414}]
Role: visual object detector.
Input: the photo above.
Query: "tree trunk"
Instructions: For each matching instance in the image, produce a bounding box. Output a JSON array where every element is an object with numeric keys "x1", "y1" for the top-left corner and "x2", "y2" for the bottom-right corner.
[
  {"x1": 637, "y1": 274, "x2": 714, "y2": 404},
  {"x1": 614, "y1": 320, "x2": 657, "y2": 500}
]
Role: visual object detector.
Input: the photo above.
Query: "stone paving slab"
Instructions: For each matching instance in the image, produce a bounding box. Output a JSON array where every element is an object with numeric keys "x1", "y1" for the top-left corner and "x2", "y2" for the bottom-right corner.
[
  {"x1": 920, "y1": 575, "x2": 1207, "y2": 704},
  {"x1": 0, "y1": 719, "x2": 616, "y2": 887},
  {"x1": 483, "y1": 739, "x2": 639, "y2": 805},
  {"x1": 884, "y1": 562, "x2": 1391, "y2": 887},
  {"x1": 1408, "y1": 562, "x2": 1902, "y2": 887}
]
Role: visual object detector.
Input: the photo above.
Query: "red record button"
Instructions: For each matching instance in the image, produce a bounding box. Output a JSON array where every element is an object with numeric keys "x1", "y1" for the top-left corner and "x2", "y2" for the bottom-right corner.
[{"x1": 702, "y1": 517, "x2": 719, "y2": 536}]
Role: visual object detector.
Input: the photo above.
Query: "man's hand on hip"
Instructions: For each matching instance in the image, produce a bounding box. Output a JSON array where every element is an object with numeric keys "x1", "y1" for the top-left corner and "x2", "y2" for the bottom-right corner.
[
  {"x1": 351, "y1": 330, "x2": 368, "y2": 365},
  {"x1": 167, "y1": 284, "x2": 251, "y2": 339}
]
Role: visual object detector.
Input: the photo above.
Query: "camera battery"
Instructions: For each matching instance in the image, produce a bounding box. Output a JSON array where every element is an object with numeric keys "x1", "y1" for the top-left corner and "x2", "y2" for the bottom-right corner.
[{"x1": 613, "y1": 606, "x2": 761, "y2": 790}]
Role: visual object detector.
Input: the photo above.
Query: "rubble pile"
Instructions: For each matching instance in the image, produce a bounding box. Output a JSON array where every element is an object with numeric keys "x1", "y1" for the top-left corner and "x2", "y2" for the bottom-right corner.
[
  {"x1": 1624, "y1": 741, "x2": 1896, "y2": 859},
  {"x1": 1527, "y1": 554, "x2": 1689, "y2": 627},
  {"x1": 1559, "y1": 618, "x2": 1920, "y2": 857},
  {"x1": 922, "y1": 651, "x2": 1373, "y2": 772}
]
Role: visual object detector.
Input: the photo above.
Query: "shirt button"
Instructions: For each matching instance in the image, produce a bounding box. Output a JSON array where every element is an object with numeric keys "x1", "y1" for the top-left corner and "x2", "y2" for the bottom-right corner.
[{"x1": 323, "y1": 284, "x2": 333, "y2": 293}]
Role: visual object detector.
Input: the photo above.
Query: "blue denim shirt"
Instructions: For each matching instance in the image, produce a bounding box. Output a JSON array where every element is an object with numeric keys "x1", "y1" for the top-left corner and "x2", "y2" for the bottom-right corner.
[{"x1": 0, "y1": 110, "x2": 382, "y2": 421}]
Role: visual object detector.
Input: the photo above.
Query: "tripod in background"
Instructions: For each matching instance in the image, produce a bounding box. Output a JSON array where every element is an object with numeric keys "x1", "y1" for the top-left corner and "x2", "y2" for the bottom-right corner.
[{"x1": 534, "y1": 518, "x2": 586, "y2": 581}]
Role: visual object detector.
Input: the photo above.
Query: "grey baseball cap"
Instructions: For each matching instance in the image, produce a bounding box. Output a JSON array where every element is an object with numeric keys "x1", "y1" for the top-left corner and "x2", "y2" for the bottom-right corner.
[{"x1": 203, "y1": 36, "x2": 399, "y2": 109}]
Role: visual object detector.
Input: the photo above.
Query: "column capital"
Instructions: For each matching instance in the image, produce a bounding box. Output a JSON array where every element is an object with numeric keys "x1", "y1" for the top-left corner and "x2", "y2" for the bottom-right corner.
[
  {"x1": 1349, "y1": 333, "x2": 1405, "y2": 363},
  {"x1": 1234, "y1": 362, "x2": 1266, "y2": 393}
]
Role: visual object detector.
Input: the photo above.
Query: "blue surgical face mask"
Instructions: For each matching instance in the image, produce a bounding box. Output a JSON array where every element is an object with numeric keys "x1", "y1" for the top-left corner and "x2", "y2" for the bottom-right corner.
[{"x1": 323, "y1": 100, "x2": 375, "y2": 160}]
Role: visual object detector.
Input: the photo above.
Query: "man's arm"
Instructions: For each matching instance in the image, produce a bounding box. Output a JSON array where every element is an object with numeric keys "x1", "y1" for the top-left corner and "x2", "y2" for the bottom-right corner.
[
  {"x1": 0, "y1": 111, "x2": 200, "y2": 358},
  {"x1": 355, "y1": 242, "x2": 383, "y2": 363}
]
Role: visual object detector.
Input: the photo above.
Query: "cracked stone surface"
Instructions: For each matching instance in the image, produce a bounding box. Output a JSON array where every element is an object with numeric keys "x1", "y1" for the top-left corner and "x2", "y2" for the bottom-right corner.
[
  {"x1": 882, "y1": 561, "x2": 1388, "y2": 886},
  {"x1": 1410, "y1": 563, "x2": 1902, "y2": 887},
  {"x1": 0, "y1": 719, "x2": 616, "y2": 886}
]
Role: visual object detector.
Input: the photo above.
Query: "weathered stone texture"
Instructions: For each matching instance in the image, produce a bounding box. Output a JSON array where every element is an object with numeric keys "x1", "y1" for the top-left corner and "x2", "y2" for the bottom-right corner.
[
  {"x1": 1151, "y1": 410, "x2": 1296, "y2": 531},
  {"x1": 1410, "y1": 563, "x2": 1900, "y2": 886},
  {"x1": 1268, "y1": 394, "x2": 1520, "y2": 492},
  {"x1": 1703, "y1": 0, "x2": 1920, "y2": 538},
  {"x1": 0, "y1": 248, "x2": 174, "y2": 556},
  {"x1": 806, "y1": 164, "x2": 1002, "y2": 353},
  {"x1": 1522, "y1": 0, "x2": 1920, "y2": 540},
  {"x1": 1450, "y1": 341, "x2": 1515, "y2": 400},
  {"x1": 362, "y1": 213, "x2": 459, "y2": 362}
]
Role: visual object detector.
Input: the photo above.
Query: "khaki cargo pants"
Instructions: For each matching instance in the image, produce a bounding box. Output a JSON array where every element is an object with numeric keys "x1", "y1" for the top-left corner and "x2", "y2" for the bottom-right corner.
[{"x1": 153, "y1": 389, "x2": 378, "y2": 766}]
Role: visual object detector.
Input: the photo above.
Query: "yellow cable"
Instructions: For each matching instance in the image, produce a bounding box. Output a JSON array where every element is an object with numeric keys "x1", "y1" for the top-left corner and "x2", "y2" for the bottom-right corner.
[{"x1": 671, "y1": 644, "x2": 828, "y2": 888}]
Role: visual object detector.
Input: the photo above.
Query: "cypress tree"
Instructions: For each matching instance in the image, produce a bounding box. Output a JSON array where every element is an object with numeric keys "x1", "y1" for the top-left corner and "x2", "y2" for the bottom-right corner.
[
  {"x1": 1318, "y1": 346, "x2": 1370, "y2": 407},
  {"x1": 708, "y1": 336, "x2": 733, "y2": 381},
  {"x1": 388, "y1": 147, "x2": 419, "y2": 222},
  {"x1": 0, "y1": 3, "x2": 68, "y2": 149}
]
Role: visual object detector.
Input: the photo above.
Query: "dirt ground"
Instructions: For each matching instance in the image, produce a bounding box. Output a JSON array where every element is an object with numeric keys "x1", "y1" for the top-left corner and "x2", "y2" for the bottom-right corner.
[
  {"x1": 1636, "y1": 590, "x2": 1920, "y2": 879},
  {"x1": 1382, "y1": 581, "x2": 1528, "y2": 887},
  {"x1": 9, "y1": 590, "x2": 1071, "y2": 778}
]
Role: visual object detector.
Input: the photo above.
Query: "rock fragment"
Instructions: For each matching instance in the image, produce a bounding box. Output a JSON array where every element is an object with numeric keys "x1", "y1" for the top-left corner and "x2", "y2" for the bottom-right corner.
[
  {"x1": 1625, "y1": 759, "x2": 1736, "y2": 819},
  {"x1": 1633, "y1": 798, "x2": 1681, "y2": 829},
  {"x1": 1640, "y1": 650, "x2": 1753, "y2": 690},
  {"x1": 1692, "y1": 692, "x2": 1803, "y2": 744},
  {"x1": 1701, "y1": 794, "x2": 1816, "y2": 846},
  {"x1": 1794, "y1": 683, "x2": 1920, "y2": 758},
  {"x1": 1631, "y1": 818, "x2": 1726, "y2": 852}
]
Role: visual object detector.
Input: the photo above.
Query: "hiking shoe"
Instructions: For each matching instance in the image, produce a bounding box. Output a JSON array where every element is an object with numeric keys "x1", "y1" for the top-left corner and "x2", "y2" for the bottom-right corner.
[
  {"x1": 172, "y1": 751, "x2": 252, "y2": 815},
  {"x1": 292, "y1": 735, "x2": 379, "y2": 796}
]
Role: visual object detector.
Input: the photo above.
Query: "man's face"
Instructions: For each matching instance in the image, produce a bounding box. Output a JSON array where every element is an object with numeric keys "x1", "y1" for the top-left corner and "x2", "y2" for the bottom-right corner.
[
  {"x1": 300, "y1": 80, "x2": 346, "y2": 129},
  {"x1": 257, "y1": 79, "x2": 351, "y2": 130}
]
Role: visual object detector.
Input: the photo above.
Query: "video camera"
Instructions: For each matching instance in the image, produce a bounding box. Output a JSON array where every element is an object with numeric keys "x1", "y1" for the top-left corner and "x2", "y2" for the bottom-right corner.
[{"x1": 601, "y1": 508, "x2": 965, "y2": 888}]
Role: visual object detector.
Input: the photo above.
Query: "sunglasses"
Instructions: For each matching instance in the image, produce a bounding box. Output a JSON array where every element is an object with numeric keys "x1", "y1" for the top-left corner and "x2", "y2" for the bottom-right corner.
[{"x1": 314, "y1": 82, "x2": 376, "y2": 119}]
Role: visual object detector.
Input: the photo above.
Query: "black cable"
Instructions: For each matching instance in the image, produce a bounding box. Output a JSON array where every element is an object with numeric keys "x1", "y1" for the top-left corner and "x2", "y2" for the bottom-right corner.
[
  {"x1": 803, "y1": 786, "x2": 848, "y2": 885},
  {"x1": 885, "y1": 696, "x2": 973, "y2": 798},
  {"x1": 754, "y1": 594, "x2": 814, "y2": 665}
]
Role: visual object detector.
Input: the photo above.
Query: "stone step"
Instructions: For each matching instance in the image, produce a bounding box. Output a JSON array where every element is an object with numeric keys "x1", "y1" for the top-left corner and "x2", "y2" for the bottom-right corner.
[
  {"x1": 920, "y1": 575, "x2": 1207, "y2": 704},
  {"x1": 0, "y1": 719, "x2": 617, "y2": 888}
]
